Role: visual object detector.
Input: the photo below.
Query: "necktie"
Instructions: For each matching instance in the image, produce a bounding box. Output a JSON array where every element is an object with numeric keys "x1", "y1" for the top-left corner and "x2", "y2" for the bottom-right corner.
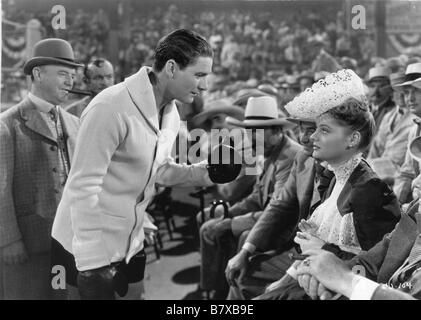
[{"x1": 49, "y1": 107, "x2": 70, "y2": 176}]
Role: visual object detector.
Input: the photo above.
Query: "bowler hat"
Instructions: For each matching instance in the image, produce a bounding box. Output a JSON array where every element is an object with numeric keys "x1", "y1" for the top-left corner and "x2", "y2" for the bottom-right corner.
[
  {"x1": 396, "y1": 62, "x2": 421, "y2": 87},
  {"x1": 23, "y1": 38, "x2": 84, "y2": 75}
]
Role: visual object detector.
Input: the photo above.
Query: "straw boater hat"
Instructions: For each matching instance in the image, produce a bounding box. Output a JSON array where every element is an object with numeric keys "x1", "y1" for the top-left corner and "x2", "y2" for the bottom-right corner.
[
  {"x1": 396, "y1": 62, "x2": 421, "y2": 87},
  {"x1": 407, "y1": 76, "x2": 421, "y2": 90},
  {"x1": 285, "y1": 69, "x2": 366, "y2": 120},
  {"x1": 191, "y1": 98, "x2": 244, "y2": 128},
  {"x1": 226, "y1": 96, "x2": 295, "y2": 129},
  {"x1": 23, "y1": 38, "x2": 84, "y2": 75},
  {"x1": 389, "y1": 71, "x2": 406, "y2": 91}
]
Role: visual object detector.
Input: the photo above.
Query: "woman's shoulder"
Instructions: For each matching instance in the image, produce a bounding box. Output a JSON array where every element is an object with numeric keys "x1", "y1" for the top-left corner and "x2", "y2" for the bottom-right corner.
[
  {"x1": 347, "y1": 160, "x2": 398, "y2": 205},
  {"x1": 348, "y1": 159, "x2": 383, "y2": 187}
]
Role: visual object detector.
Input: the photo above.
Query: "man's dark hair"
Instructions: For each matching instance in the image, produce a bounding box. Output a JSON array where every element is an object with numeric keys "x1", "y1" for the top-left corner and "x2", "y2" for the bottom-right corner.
[
  {"x1": 84, "y1": 58, "x2": 111, "y2": 79},
  {"x1": 153, "y1": 29, "x2": 213, "y2": 72}
]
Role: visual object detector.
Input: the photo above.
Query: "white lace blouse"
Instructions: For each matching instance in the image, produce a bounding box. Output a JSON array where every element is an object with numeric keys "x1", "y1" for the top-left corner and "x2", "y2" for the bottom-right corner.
[{"x1": 307, "y1": 154, "x2": 363, "y2": 254}]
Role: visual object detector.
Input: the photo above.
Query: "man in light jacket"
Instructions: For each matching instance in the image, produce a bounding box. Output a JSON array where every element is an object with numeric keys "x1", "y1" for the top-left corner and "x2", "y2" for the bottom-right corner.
[{"x1": 51, "y1": 29, "x2": 241, "y2": 300}]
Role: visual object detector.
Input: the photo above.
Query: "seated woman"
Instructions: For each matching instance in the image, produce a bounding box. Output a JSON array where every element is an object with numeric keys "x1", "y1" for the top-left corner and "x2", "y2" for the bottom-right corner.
[{"x1": 253, "y1": 69, "x2": 401, "y2": 300}]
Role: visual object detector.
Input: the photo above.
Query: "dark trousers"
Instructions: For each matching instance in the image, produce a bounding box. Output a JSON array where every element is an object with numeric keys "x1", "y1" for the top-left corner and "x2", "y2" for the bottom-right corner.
[
  {"x1": 51, "y1": 239, "x2": 146, "y2": 287},
  {"x1": 228, "y1": 247, "x2": 298, "y2": 300}
]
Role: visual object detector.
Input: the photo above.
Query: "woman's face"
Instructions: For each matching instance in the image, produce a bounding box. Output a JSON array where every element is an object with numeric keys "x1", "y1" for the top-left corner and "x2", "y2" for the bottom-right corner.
[{"x1": 310, "y1": 114, "x2": 355, "y2": 164}]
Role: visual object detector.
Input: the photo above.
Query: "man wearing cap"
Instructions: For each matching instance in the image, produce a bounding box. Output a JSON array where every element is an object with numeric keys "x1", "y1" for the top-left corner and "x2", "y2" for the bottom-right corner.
[
  {"x1": 367, "y1": 71, "x2": 416, "y2": 183},
  {"x1": 0, "y1": 38, "x2": 82, "y2": 299},
  {"x1": 366, "y1": 66, "x2": 395, "y2": 131},
  {"x1": 393, "y1": 63, "x2": 421, "y2": 204},
  {"x1": 199, "y1": 96, "x2": 301, "y2": 299},
  {"x1": 225, "y1": 109, "x2": 334, "y2": 300}
]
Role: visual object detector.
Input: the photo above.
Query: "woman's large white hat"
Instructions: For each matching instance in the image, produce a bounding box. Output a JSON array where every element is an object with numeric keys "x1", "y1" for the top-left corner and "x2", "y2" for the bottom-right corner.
[
  {"x1": 285, "y1": 69, "x2": 366, "y2": 120},
  {"x1": 226, "y1": 96, "x2": 295, "y2": 129}
]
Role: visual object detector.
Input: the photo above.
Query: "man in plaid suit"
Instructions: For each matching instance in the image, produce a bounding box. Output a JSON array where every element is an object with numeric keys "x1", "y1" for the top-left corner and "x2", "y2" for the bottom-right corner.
[{"x1": 0, "y1": 38, "x2": 81, "y2": 299}]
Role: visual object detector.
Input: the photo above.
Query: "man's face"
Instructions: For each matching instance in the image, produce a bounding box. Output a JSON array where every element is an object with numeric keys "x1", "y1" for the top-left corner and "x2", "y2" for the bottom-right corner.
[
  {"x1": 169, "y1": 56, "x2": 213, "y2": 104},
  {"x1": 86, "y1": 61, "x2": 115, "y2": 96},
  {"x1": 299, "y1": 122, "x2": 317, "y2": 156},
  {"x1": 34, "y1": 65, "x2": 75, "y2": 105},
  {"x1": 404, "y1": 86, "x2": 421, "y2": 118},
  {"x1": 367, "y1": 78, "x2": 392, "y2": 105},
  {"x1": 247, "y1": 127, "x2": 280, "y2": 156},
  {"x1": 392, "y1": 89, "x2": 406, "y2": 109}
]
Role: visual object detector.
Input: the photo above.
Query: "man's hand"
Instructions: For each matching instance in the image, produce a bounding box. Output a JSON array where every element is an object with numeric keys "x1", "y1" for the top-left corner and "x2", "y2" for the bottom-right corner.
[
  {"x1": 144, "y1": 212, "x2": 158, "y2": 245},
  {"x1": 294, "y1": 231, "x2": 326, "y2": 253},
  {"x1": 144, "y1": 228, "x2": 156, "y2": 245},
  {"x1": 225, "y1": 249, "x2": 249, "y2": 287},
  {"x1": 1, "y1": 240, "x2": 28, "y2": 265},
  {"x1": 297, "y1": 219, "x2": 318, "y2": 236},
  {"x1": 297, "y1": 274, "x2": 335, "y2": 300},
  {"x1": 296, "y1": 249, "x2": 357, "y2": 298}
]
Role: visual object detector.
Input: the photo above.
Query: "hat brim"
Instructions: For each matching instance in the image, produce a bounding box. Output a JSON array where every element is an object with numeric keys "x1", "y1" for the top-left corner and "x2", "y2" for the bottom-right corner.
[
  {"x1": 232, "y1": 91, "x2": 266, "y2": 106},
  {"x1": 191, "y1": 106, "x2": 245, "y2": 127},
  {"x1": 412, "y1": 79, "x2": 421, "y2": 89},
  {"x1": 226, "y1": 116, "x2": 296, "y2": 129},
  {"x1": 395, "y1": 80, "x2": 416, "y2": 88},
  {"x1": 366, "y1": 76, "x2": 389, "y2": 83},
  {"x1": 286, "y1": 117, "x2": 316, "y2": 125},
  {"x1": 24, "y1": 57, "x2": 84, "y2": 75},
  {"x1": 391, "y1": 83, "x2": 406, "y2": 91}
]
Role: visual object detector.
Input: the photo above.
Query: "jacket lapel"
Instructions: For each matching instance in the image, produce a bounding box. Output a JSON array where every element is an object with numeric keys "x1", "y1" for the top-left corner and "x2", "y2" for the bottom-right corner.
[
  {"x1": 297, "y1": 156, "x2": 317, "y2": 217},
  {"x1": 336, "y1": 160, "x2": 367, "y2": 215},
  {"x1": 261, "y1": 137, "x2": 288, "y2": 203},
  {"x1": 124, "y1": 67, "x2": 160, "y2": 134},
  {"x1": 262, "y1": 163, "x2": 275, "y2": 205},
  {"x1": 155, "y1": 102, "x2": 180, "y2": 165},
  {"x1": 19, "y1": 98, "x2": 56, "y2": 143}
]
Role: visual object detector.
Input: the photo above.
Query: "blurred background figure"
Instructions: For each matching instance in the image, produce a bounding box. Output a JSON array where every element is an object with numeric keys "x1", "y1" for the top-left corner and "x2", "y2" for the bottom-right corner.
[{"x1": 66, "y1": 58, "x2": 115, "y2": 117}]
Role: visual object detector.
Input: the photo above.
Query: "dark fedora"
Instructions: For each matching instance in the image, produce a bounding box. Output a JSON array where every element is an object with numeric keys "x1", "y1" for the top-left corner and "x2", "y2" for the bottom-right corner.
[{"x1": 23, "y1": 38, "x2": 84, "y2": 75}]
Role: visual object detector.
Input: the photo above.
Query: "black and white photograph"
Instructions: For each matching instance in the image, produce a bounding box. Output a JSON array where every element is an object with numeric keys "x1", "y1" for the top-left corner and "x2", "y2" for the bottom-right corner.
[{"x1": 1, "y1": 0, "x2": 421, "y2": 305}]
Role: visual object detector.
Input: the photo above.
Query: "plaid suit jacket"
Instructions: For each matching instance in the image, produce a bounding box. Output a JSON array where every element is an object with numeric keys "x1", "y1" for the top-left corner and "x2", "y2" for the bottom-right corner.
[{"x1": 0, "y1": 97, "x2": 79, "y2": 253}]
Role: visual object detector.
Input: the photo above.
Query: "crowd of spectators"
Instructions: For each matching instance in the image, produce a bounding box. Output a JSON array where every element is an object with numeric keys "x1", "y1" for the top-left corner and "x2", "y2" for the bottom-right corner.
[{"x1": 2, "y1": 3, "x2": 378, "y2": 104}]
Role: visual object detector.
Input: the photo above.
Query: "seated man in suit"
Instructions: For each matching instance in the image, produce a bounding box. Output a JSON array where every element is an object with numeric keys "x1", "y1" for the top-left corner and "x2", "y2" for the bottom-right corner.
[
  {"x1": 199, "y1": 96, "x2": 301, "y2": 299},
  {"x1": 367, "y1": 71, "x2": 415, "y2": 185},
  {"x1": 393, "y1": 63, "x2": 421, "y2": 204},
  {"x1": 294, "y1": 197, "x2": 421, "y2": 300}
]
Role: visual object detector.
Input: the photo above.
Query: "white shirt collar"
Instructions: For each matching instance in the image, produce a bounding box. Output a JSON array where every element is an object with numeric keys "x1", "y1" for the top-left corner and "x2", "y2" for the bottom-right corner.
[{"x1": 28, "y1": 92, "x2": 57, "y2": 114}]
